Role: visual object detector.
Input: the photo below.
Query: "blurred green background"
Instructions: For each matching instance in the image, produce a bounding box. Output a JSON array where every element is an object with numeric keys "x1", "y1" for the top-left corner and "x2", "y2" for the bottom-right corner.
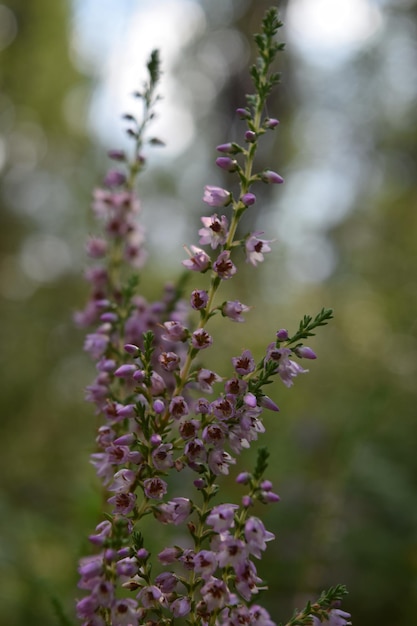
[{"x1": 1, "y1": 0, "x2": 416, "y2": 624}]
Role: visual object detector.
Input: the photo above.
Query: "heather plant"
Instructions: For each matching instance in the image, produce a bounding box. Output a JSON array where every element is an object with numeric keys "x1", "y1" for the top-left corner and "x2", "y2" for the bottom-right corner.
[{"x1": 74, "y1": 8, "x2": 351, "y2": 626}]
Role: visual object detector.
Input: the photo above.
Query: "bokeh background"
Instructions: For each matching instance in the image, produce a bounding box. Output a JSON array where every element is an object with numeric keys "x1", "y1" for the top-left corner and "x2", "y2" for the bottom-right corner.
[{"x1": 1, "y1": 0, "x2": 416, "y2": 624}]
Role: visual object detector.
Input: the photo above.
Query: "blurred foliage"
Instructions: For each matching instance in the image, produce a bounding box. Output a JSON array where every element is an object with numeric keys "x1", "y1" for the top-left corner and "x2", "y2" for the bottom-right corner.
[{"x1": 1, "y1": 1, "x2": 417, "y2": 626}]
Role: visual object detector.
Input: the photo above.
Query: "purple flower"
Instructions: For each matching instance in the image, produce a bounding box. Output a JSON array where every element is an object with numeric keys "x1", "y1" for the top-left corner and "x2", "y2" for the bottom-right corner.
[
  {"x1": 203, "y1": 185, "x2": 231, "y2": 207},
  {"x1": 143, "y1": 477, "x2": 167, "y2": 499},
  {"x1": 245, "y1": 232, "x2": 273, "y2": 266},
  {"x1": 171, "y1": 596, "x2": 191, "y2": 617},
  {"x1": 235, "y1": 559, "x2": 262, "y2": 601},
  {"x1": 244, "y1": 517, "x2": 275, "y2": 558},
  {"x1": 158, "y1": 546, "x2": 180, "y2": 565},
  {"x1": 184, "y1": 438, "x2": 207, "y2": 464},
  {"x1": 115, "y1": 556, "x2": 138, "y2": 578},
  {"x1": 111, "y1": 599, "x2": 138, "y2": 626},
  {"x1": 88, "y1": 520, "x2": 112, "y2": 546},
  {"x1": 161, "y1": 320, "x2": 188, "y2": 342},
  {"x1": 200, "y1": 577, "x2": 230, "y2": 611},
  {"x1": 249, "y1": 604, "x2": 276, "y2": 626},
  {"x1": 193, "y1": 550, "x2": 218, "y2": 580},
  {"x1": 311, "y1": 609, "x2": 352, "y2": 626},
  {"x1": 211, "y1": 396, "x2": 236, "y2": 420},
  {"x1": 152, "y1": 443, "x2": 174, "y2": 470},
  {"x1": 136, "y1": 585, "x2": 164, "y2": 608},
  {"x1": 158, "y1": 351, "x2": 181, "y2": 371},
  {"x1": 85, "y1": 236, "x2": 107, "y2": 258},
  {"x1": 169, "y1": 396, "x2": 189, "y2": 419},
  {"x1": 84, "y1": 332, "x2": 109, "y2": 360},
  {"x1": 208, "y1": 449, "x2": 236, "y2": 475},
  {"x1": 216, "y1": 535, "x2": 247, "y2": 569},
  {"x1": 202, "y1": 422, "x2": 227, "y2": 447},
  {"x1": 261, "y1": 169, "x2": 284, "y2": 184},
  {"x1": 108, "y1": 469, "x2": 136, "y2": 493},
  {"x1": 76, "y1": 595, "x2": 99, "y2": 619},
  {"x1": 107, "y1": 493, "x2": 136, "y2": 515},
  {"x1": 232, "y1": 350, "x2": 256, "y2": 375},
  {"x1": 265, "y1": 344, "x2": 308, "y2": 387},
  {"x1": 190, "y1": 289, "x2": 208, "y2": 310},
  {"x1": 213, "y1": 250, "x2": 237, "y2": 279},
  {"x1": 182, "y1": 245, "x2": 211, "y2": 272},
  {"x1": 197, "y1": 368, "x2": 222, "y2": 393},
  {"x1": 103, "y1": 169, "x2": 126, "y2": 187},
  {"x1": 222, "y1": 300, "x2": 250, "y2": 322},
  {"x1": 191, "y1": 328, "x2": 213, "y2": 350},
  {"x1": 155, "y1": 571, "x2": 178, "y2": 593},
  {"x1": 157, "y1": 497, "x2": 192, "y2": 525},
  {"x1": 199, "y1": 214, "x2": 229, "y2": 249}
]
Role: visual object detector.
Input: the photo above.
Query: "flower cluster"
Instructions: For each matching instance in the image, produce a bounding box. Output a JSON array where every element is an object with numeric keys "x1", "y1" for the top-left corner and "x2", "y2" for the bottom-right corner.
[{"x1": 74, "y1": 10, "x2": 350, "y2": 626}]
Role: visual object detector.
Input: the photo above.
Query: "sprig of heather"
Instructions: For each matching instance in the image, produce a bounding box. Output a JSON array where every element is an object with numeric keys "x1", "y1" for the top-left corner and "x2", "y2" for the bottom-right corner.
[{"x1": 74, "y1": 8, "x2": 350, "y2": 626}]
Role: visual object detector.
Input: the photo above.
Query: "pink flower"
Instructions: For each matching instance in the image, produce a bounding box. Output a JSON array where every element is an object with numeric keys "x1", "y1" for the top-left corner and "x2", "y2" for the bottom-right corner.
[
  {"x1": 200, "y1": 577, "x2": 230, "y2": 611},
  {"x1": 182, "y1": 245, "x2": 211, "y2": 272},
  {"x1": 191, "y1": 328, "x2": 213, "y2": 350},
  {"x1": 311, "y1": 609, "x2": 352, "y2": 626},
  {"x1": 265, "y1": 345, "x2": 308, "y2": 387},
  {"x1": 171, "y1": 596, "x2": 191, "y2": 617},
  {"x1": 222, "y1": 300, "x2": 250, "y2": 322},
  {"x1": 197, "y1": 368, "x2": 222, "y2": 393},
  {"x1": 203, "y1": 186, "x2": 231, "y2": 207},
  {"x1": 213, "y1": 250, "x2": 237, "y2": 279},
  {"x1": 244, "y1": 517, "x2": 275, "y2": 559},
  {"x1": 206, "y1": 503, "x2": 239, "y2": 533},
  {"x1": 108, "y1": 469, "x2": 136, "y2": 493},
  {"x1": 245, "y1": 232, "x2": 273, "y2": 266},
  {"x1": 193, "y1": 550, "x2": 218, "y2": 580},
  {"x1": 232, "y1": 350, "x2": 256, "y2": 375},
  {"x1": 199, "y1": 214, "x2": 229, "y2": 249}
]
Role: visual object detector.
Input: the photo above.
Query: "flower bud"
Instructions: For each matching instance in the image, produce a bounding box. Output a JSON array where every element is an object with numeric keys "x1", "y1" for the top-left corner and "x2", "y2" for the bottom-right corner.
[
  {"x1": 245, "y1": 130, "x2": 257, "y2": 142},
  {"x1": 294, "y1": 346, "x2": 317, "y2": 359},
  {"x1": 215, "y1": 157, "x2": 238, "y2": 172},
  {"x1": 241, "y1": 192, "x2": 256, "y2": 206},
  {"x1": 261, "y1": 169, "x2": 284, "y2": 184},
  {"x1": 236, "y1": 107, "x2": 251, "y2": 119}
]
